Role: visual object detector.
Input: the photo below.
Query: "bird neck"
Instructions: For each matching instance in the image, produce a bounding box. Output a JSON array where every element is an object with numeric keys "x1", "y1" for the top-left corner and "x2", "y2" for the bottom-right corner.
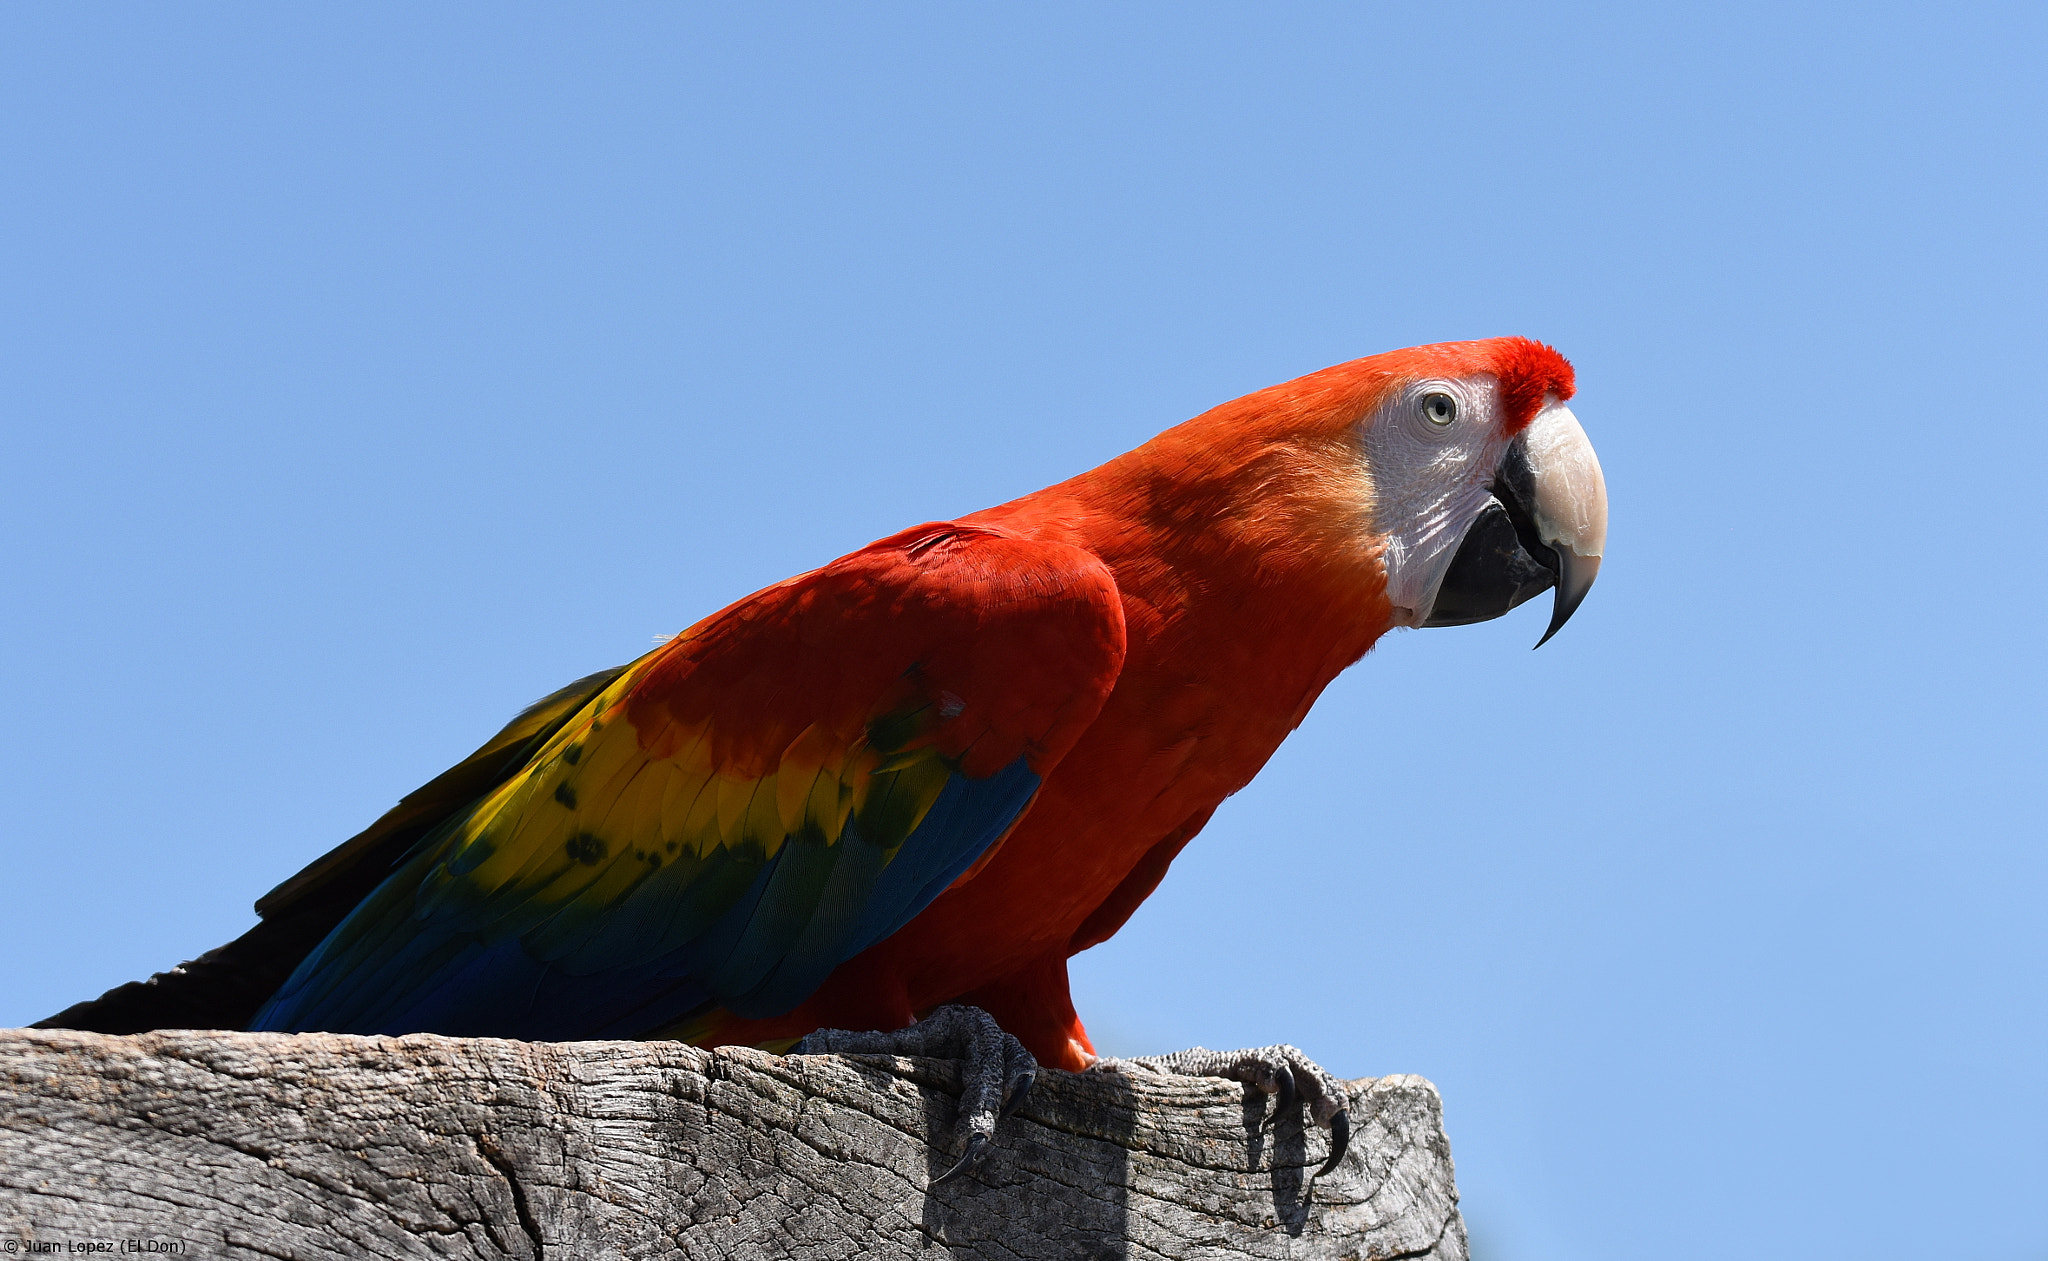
[{"x1": 972, "y1": 424, "x2": 1395, "y2": 726}]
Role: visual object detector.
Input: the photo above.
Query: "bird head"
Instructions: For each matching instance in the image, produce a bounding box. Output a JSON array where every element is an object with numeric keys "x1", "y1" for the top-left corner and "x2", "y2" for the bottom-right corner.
[{"x1": 1355, "y1": 337, "x2": 1607, "y2": 645}]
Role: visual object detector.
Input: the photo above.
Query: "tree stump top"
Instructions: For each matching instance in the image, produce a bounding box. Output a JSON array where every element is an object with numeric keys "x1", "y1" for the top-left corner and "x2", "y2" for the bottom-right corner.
[{"x1": 0, "y1": 1028, "x2": 1464, "y2": 1260}]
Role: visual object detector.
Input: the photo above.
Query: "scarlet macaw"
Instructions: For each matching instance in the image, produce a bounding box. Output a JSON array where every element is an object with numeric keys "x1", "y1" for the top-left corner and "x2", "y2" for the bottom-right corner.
[{"x1": 44, "y1": 337, "x2": 1607, "y2": 1179}]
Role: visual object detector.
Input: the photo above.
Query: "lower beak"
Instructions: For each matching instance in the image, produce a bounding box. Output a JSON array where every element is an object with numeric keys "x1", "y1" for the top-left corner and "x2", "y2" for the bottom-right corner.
[{"x1": 1421, "y1": 402, "x2": 1608, "y2": 647}]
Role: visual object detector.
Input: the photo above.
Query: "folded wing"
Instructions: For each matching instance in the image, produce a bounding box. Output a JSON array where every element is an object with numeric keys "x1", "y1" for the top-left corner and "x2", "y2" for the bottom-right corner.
[{"x1": 252, "y1": 523, "x2": 1126, "y2": 1039}]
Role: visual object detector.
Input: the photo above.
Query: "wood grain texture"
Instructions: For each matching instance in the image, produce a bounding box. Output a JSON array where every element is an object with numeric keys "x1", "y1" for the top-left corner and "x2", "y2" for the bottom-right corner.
[{"x1": 0, "y1": 1029, "x2": 1465, "y2": 1260}]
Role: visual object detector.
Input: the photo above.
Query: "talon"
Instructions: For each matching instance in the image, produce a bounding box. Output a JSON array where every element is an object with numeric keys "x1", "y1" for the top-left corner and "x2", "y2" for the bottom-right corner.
[
  {"x1": 932, "y1": 1131, "x2": 990, "y2": 1187},
  {"x1": 779, "y1": 1004, "x2": 1035, "y2": 1193},
  {"x1": 999, "y1": 1067, "x2": 1036, "y2": 1120},
  {"x1": 1315, "y1": 1109, "x2": 1351, "y2": 1178},
  {"x1": 1119, "y1": 1043, "x2": 1350, "y2": 1192}
]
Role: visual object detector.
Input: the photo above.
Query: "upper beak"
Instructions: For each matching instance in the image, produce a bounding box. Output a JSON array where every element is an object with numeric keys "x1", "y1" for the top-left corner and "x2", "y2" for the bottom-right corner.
[
  {"x1": 1516, "y1": 402, "x2": 1608, "y2": 646},
  {"x1": 1421, "y1": 401, "x2": 1608, "y2": 646}
]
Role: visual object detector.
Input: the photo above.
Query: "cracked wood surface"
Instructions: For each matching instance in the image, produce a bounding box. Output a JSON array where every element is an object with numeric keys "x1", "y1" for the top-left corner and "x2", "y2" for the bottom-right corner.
[{"x1": 0, "y1": 1029, "x2": 1466, "y2": 1260}]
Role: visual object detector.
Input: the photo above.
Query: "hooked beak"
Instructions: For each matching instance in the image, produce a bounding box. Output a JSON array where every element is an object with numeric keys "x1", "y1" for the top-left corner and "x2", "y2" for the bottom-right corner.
[{"x1": 1421, "y1": 402, "x2": 1608, "y2": 647}]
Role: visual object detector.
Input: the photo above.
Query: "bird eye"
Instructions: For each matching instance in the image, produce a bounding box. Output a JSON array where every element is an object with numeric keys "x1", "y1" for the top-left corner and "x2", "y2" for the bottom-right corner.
[{"x1": 1421, "y1": 392, "x2": 1458, "y2": 427}]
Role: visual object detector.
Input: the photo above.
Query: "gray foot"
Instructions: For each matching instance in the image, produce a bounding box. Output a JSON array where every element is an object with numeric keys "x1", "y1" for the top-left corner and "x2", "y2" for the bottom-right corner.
[
  {"x1": 793, "y1": 1004, "x2": 1037, "y2": 1186},
  {"x1": 1093, "y1": 1043, "x2": 1351, "y2": 1178}
]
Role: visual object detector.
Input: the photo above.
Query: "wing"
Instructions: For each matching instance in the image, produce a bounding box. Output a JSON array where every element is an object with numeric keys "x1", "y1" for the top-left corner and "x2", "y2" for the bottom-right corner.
[{"x1": 251, "y1": 522, "x2": 1126, "y2": 1040}]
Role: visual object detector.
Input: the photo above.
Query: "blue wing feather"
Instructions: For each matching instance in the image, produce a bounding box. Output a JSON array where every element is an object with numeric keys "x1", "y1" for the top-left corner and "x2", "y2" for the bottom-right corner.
[{"x1": 252, "y1": 754, "x2": 1042, "y2": 1038}]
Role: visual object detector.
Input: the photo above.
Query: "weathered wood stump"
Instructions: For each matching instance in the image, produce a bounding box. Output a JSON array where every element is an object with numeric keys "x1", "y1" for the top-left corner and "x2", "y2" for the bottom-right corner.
[{"x1": 0, "y1": 1029, "x2": 1465, "y2": 1259}]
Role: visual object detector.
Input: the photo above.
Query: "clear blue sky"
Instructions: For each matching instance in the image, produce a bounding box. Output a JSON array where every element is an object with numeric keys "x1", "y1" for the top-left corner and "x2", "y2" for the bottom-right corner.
[{"x1": 4, "y1": 6, "x2": 2042, "y2": 1257}]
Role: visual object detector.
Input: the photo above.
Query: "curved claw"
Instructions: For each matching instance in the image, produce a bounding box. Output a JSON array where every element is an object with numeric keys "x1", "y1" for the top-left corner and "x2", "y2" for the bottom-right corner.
[
  {"x1": 797, "y1": 1005, "x2": 1034, "y2": 1194},
  {"x1": 1270, "y1": 1063, "x2": 1296, "y2": 1118},
  {"x1": 1314, "y1": 1109, "x2": 1351, "y2": 1178},
  {"x1": 932, "y1": 1131, "x2": 991, "y2": 1188},
  {"x1": 999, "y1": 1067, "x2": 1037, "y2": 1120}
]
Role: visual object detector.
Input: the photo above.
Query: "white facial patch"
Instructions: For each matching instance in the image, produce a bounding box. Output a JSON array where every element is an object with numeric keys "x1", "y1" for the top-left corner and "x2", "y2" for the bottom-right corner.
[{"x1": 1359, "y1": 376, "x2": 1515, "y2": 626}]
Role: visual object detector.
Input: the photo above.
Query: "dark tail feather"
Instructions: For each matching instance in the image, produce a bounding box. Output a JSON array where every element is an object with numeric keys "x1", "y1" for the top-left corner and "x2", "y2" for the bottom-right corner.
[{"x1": 33, "y1": 905, "x2": 347, "y2": 1034}]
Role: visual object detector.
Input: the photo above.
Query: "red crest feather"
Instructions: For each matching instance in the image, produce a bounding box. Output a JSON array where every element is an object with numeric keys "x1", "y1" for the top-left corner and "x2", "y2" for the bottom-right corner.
[{"x1": 1487, "y1": 336, "x2": 1576, "y2": 434}]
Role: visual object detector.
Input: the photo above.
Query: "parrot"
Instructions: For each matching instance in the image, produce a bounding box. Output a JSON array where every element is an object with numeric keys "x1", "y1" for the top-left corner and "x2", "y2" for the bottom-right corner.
[{"x1": 40, "y1": 336, "x2": 1608, "y2": 1183}]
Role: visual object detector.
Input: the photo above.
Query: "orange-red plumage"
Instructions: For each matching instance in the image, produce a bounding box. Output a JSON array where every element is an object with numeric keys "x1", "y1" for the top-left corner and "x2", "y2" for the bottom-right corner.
[{"x1": 626, "y1": 523, "x2": 1127, "y2": 780}]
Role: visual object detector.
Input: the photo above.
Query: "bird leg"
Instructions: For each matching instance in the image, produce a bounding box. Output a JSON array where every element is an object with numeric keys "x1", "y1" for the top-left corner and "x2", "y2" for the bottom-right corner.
[
  {"x1": 1091, "y1": 1043, "x2": 1352, "y2": 1178},
  {"x1": 793, "y1": 1004, "x2": 1038, "y2": 1186}
]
